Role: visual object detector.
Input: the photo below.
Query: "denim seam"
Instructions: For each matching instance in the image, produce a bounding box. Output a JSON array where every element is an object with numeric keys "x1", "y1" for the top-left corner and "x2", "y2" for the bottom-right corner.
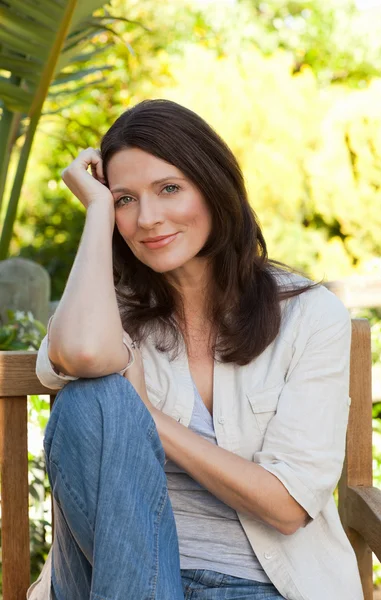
[
  {"x1": 50, "y1": 458, "x2": 94, "y2": 528},
  {"x1": 91, "y1": 592, "x2": 115, "y2": 600},
  {"x1": 147, "y1": 487, "x2": 169, "y2": 600},
  {"x1": 147, "y1": 420, "x2": 157, "y2": 440}
]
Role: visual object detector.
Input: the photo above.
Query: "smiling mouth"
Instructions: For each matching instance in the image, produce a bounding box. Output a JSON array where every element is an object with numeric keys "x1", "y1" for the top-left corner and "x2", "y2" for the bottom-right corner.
[{"x1": 141, "y1": 232, "x2": 179, "y2": 249}]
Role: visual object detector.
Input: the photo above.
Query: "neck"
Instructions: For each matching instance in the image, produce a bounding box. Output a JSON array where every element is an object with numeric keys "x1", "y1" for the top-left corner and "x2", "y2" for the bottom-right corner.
[{"x1": 166, "y1": 258, "x2": 212, "y2": 320}]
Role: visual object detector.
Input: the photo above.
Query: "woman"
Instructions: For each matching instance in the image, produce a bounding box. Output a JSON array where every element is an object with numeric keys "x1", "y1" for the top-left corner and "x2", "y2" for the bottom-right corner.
[{"x1": 29, "y1": 99, "x2": 363, "y2": 600}]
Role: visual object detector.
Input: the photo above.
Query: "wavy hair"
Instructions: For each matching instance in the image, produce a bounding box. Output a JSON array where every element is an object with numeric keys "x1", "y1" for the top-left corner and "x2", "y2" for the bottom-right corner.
[{"x1": 100, "y1": 99, "x2": 317, "y2": 365}]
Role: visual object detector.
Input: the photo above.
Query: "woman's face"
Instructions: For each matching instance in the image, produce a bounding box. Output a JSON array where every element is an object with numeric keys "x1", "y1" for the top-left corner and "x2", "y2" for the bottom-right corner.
[{"x1": 107, "y1": 148, "x2": 212, "y2": 274}]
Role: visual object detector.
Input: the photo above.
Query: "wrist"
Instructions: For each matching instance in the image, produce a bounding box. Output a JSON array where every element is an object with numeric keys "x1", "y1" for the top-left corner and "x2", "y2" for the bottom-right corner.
[
  {"x1": 86, "y1": 195, "x2": 114, "y2": 212},
  {"x1": 86, "y1": 197, "x2": 115, "y2": 228}
]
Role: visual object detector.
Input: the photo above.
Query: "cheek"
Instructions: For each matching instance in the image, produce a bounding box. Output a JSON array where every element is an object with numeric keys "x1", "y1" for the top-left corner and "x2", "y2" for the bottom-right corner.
[
  {"x1": 115, "y1": 212, "x2": 136, "y2": 241},
  {"x1": 177, "y1": 197, "x2": 211, "y2": 232},
  {"x1": 193, "y1": 204, "x2": 212, "y2": 235}
]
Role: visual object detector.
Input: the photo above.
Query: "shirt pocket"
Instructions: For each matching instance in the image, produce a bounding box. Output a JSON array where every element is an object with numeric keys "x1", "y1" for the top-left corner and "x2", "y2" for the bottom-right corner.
[{"x1": 246, "y1": 384, "x2": 283, "y2": 435}]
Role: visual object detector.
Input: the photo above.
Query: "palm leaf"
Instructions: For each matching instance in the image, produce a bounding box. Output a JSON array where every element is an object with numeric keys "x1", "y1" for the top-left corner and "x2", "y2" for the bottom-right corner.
[
  {"x1": 0, "y1": 0, "x2": 111, "y2": 258},
  {"x1": 0, "y1": 0, "x2": 108, "y2": 115}
]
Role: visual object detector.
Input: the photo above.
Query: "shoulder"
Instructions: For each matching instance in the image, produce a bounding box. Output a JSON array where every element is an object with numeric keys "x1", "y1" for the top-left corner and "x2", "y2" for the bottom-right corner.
[
  {"x1": 272, "y1": 268, "x2": 350, "y2": 337},
  {"x1": 298, "y1": 282, "x2": 350, "y2": 332}
]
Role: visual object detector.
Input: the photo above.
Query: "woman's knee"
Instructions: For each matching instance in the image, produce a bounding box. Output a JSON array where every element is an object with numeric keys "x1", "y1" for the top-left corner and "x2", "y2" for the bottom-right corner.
[
  {"x1": 54, "y1": 373, "x2": 149, "y2": 426},
  {"x1": 44, "y1": 373, "x2": 153, "y2": 464}
]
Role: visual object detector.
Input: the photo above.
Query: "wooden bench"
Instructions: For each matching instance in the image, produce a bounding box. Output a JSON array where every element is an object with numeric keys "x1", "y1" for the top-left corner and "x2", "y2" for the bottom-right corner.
[{"x1": 0, "y1": 318, "x2": 380, "y2": 600}]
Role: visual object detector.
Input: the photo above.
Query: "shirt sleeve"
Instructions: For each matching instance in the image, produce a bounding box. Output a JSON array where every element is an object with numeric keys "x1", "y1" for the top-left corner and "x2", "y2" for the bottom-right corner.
[
  {"x1": 35, "y1": 316, "x2": 135, "y2": 390},
  {"x1": 253, "y1": 287, "x2": 352, "y2": 520}
]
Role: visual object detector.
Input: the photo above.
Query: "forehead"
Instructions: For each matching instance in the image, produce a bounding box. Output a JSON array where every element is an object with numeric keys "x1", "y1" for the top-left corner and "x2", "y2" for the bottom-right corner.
[{"x1": 107, "y1": 147, "x2": 183, "y2": 186}]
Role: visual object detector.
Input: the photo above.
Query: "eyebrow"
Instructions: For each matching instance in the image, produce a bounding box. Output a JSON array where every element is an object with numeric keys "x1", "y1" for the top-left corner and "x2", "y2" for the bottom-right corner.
[{"x1": 110, "y1": 176, "x2": 187, "y2": 194}]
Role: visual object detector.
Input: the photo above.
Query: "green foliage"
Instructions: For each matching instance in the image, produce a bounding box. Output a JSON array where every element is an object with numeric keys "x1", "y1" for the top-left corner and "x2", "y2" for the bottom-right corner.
[
  {"x1": 238, "y1": 0, "x2": 381, "y2": 85},
  {"x1": 0, "y1": 309, "x2": 46, "y2": 350},
  {"x1": 28, "y1": 452, "x2": 52, "y2": 581},
  {"x1": 0, "y1": 0, "x2": 147, "y2": 259},
  {"x1": 159, "y1": 44, "x2": 381, "y2": 280},
  {"x1": 17, "y1": 188, "x2": 86, "y2": 300}
]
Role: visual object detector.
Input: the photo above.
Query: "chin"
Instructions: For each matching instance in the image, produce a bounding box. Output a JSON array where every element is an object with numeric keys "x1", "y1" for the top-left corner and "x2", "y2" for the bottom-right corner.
[
  {"x1": 140, "y1": 254, "x2": 192, "y2": 274},
  {"x1": 146, "y1": 261, "x2": 186, "y2": 274}
]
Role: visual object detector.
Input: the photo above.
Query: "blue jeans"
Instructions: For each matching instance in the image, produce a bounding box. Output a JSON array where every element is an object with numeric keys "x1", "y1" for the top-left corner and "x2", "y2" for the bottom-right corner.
[{"x1": 44, "y1": 374, "x2": 284, "y2": 600}]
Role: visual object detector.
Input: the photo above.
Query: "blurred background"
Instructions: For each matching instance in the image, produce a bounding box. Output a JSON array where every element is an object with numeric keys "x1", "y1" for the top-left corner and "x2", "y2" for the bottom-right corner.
[{"x1": 1, "y1": 0, "x2": 381, "y2": 593}]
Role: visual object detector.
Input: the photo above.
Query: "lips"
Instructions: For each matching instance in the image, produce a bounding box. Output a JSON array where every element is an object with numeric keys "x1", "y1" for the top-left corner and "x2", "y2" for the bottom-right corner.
[
  {"x1": 142, "y1": 234, "x2": 176, "y2": 242},
  {"x1": 141, "y1": 232, "x2": 179, "y2": 249}
]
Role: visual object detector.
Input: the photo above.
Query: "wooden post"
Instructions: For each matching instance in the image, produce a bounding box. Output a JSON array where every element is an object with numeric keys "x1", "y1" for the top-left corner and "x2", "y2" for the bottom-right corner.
[
  {"x1": 0, "y1": 351, "x2": 56, "y2": 599},
  {"x1": 338, "y1": 319, "x2": 373, "y2": 600},
  {"x1": 0, "y1": 395, "x2": 30, "y2": 600}
]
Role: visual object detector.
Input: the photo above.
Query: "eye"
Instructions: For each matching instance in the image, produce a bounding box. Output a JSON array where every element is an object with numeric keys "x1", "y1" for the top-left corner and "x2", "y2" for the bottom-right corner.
[
  {"x1": 162, "y1": 184, "x2": 180, "y2": 194},
  {"x1": 115, "y1": 195, "x2": 134, "y2": 208}
]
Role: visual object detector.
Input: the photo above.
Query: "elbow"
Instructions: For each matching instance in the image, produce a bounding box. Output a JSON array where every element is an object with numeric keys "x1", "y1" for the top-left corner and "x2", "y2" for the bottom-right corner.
[
  {"x1": 49, "y1": 346, "x2": 100, "y2": 378},
  {"x1": 276, "y1": 520, "x2": 301, "y2": 536},
  {"x1": 276, "y1": 510, "x2": 311, "y2": 536}
]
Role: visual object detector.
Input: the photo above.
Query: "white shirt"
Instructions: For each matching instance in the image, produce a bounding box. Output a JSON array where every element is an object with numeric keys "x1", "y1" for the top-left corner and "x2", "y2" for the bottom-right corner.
[{"x1": 28, "y1": 277, "x2": 363, "y2": 600}]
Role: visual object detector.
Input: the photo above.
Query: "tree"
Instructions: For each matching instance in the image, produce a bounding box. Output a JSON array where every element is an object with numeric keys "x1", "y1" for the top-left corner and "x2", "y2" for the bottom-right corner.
[
  {"x1": 159, "y1": 44, "x2": 381, "y2": 279},
  {"x1": 237, "y1": 0, "x2": 381, "y2": 85}
]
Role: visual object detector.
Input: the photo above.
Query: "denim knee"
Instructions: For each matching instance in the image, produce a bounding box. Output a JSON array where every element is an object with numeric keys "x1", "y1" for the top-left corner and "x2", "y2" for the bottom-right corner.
[{"x1": 43, "y1": 373, "x2": 156, "y2": 466}]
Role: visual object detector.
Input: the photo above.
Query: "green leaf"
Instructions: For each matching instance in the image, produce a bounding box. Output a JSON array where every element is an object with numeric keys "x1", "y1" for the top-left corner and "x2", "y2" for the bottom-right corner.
[
  {"x1": 0, "y1": 5, "x2": 54, "y2": 45},
  {"x1": 0, "y1": 328, "x2": 17, "y2": 350},
  {"x1": 29, "y1": 486, "x2": 41, "y2": 501},
  {"x1": 0, "y1": 54, "x2": 42, "y2": 83},
  {"x1": 0, "y1": 26, "x2": 48, "y2": 62},
  {"x1": 0, "y1": 0, "x2": 110, "y2": 259},
  {"x1": 0, "y1": 0, "x2": 109, "y2": 116},
  {"x1": 51, "y1": 65, "x2": 113, "y2": 86},
  {"x1": 47, "y1": 77, "x2": 107, "y2": 98},
  {"x1": 0, "y1": 78, "x2": 33, "y2": 112},
  {"x1": 65, "y1": 46, "x2": 110, "y2": 64},
  {"x1": 6, "y1": 0, "x2": 58, "y2": 30}
]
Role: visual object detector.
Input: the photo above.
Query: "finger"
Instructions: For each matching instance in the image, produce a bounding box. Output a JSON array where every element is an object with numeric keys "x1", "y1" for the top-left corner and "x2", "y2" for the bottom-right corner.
[
  {"x1": 93, "y1": 152, "x2": 106, "y2": 183},
  {"x1": 77, "y1": 148, "x2": 102, "y2": 172}
]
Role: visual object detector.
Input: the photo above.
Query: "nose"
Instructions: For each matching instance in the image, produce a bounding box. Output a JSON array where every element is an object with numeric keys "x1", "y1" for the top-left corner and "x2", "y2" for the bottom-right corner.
[{"x1": 137, "y1": 195, "x2": 164, "y2": 229}]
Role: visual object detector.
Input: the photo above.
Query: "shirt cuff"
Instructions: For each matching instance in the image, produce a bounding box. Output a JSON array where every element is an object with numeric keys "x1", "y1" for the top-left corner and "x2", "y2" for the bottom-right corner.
[
  {"x1": 46, "y1": 316, "x2": 135, "y2": 378},
  {"x1": 256, "y1": 460, "x2": 321, "y2": 519}
]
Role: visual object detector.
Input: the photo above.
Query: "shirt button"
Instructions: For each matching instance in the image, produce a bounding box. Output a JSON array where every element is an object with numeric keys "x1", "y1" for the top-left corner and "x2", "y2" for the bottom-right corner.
[
  {"x1": 218, "y1": 416, "x2": 225, "y2": 424},
  {"x1": 264, "y1": 552, "x2": 272, "y2": 560},
  {"x1": 348, "y1": 397, "x2": 352, "y2": 406}
]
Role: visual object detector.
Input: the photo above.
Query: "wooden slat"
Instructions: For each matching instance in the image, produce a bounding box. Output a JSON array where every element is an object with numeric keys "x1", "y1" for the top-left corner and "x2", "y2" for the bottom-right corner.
[
  {"x1": 347, "y1": 485, "x2": 381, "y2": 561},
  {"x1": 347, "y1": 320, "x2": 373, "y2": 486},
  {"x1": 0, "y1": 351, "x2": 55, "y2": 396},
  {"x1": 338, "y1": 319, "x2": 373, "y2": 600},
  {"x1": 0, "y1": 395, "x2": 30, "y2": 600}
]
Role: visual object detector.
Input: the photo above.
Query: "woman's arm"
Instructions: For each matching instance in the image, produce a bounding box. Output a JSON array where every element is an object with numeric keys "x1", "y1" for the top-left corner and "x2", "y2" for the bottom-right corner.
[
  {"x1": 153, "y1": 410, "x2": 308, "y2": 535},
  {"x1": 127, "y1": 349, "x2": 306, "y2": 535},
  {"x1": 48, "y1": 148, "x2": 130, "y2": 377},
  {"x1": 144, "y1": 289, "x2": 351, "y2": 536}
]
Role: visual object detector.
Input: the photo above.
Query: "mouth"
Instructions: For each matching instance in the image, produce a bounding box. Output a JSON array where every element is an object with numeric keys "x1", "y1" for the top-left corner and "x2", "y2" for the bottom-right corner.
[{"x1": 141, "y1": 232, "x2": 179, "y2": 249}]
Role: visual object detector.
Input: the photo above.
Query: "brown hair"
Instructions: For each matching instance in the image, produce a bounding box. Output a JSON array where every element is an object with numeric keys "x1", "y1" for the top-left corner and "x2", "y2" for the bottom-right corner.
[{"x1": 101, "y1": 99, "x2": 317, "y2": 365}]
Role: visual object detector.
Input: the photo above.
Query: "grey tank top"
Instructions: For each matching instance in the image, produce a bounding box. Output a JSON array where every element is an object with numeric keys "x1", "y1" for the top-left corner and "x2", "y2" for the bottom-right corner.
[{"x1": 164, "y1": 380, "x2": 271, "y2": 582}]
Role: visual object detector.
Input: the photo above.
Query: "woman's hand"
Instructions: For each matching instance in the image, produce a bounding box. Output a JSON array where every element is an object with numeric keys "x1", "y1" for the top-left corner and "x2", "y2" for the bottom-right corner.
[
  {"x1": 61, "y1": 147, "x2": 113, "y2": 209},
  {"x1": 123, "y1": 342, "x2": 155, "y2": 415}
]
